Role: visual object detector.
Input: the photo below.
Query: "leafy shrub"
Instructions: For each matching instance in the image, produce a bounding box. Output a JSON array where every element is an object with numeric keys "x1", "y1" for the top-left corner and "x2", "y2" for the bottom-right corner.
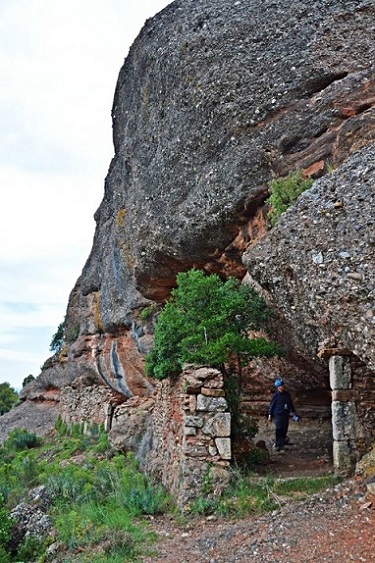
[
  {"x1": 0, "y1": 547, "x2": 10, "y2": 563},
  {"x1": 16, "y1": 535, "x2": 48, "y2": 562},
  {"x1": 50, "y1": 321, "x2": 64, "y2": 353},
  {"x1": 3, "y1": 428, "x2": 41, "y2": 452},
  {"x1": 54, "y1": 416, "x2": 69, "y2": 436},
  {"x1": 0, "y1": 507, "x2": 12, "y2": 545},
  {"x1": 267, "y1": 170, "x2": 313, "y2": 226},
  {"x1": 139, "y1": 304, "x2": 160, "y2": 322},
  {"x1": 22, "y1": 374, "x2": 35, "y2": 388},
  {"x1": 146, "y1": 269, "x2": 281, "y2": 380},
  {"x1": 0, "y1": 383, "x2": 18, "y2": 416},
  {"x1": 65, "y1": 321, "x2": 80, "y2": 343}
]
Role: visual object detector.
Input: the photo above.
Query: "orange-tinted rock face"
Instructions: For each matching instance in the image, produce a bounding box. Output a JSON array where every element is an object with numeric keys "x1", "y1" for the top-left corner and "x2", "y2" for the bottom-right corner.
[{"x1": 92, "y1": 332, "x2": 155, "y2": 397}]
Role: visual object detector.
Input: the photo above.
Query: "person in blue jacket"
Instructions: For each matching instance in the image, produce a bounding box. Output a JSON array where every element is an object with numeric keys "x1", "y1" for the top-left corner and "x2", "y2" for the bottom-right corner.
[{"x1": 268, "y1": 378, "x2": 298, "y2": 451}]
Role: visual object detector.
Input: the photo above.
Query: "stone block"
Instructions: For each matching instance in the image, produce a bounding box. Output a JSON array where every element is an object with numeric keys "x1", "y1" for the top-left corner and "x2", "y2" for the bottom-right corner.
[
  {"x1": 333, "y1": 440, "x2": 355, "y2": 474},
  {"x1": 331, "y1": 389, "x2": 359, "y2": 402},
  {"x1": 204, "y1": 373, "x2": 224, "y2": 389},
  {"x1": 184, "y1": 426, "x2": 197, "y2": 436},
  {"x1": 332, "y1": 401, "x2": 357, "y2": 440},
  {"x1": 215, "y1": 437, "x2": 231, "y2": 460},
  {"x1": 184, "y1": 415, "x2": 204, "y2": 428},
  {"x1": 182, "y1": 394, "x2": 197, "y2": 412},
  {"x1": 193, "y1": 366, "x2": 222, "y2": 381},
  {"x1": 329, "y1": 356, "x2": 352, "y2": 390},
  {"x1": 182, "y1": 375, "x2": 202, "y2": 394},
  {"x1": 196, "y1": 394, "x2": 228, "y2": 412},
  {"x1": 202, "y1": 413, "x2": 231, "y2": 437},
  {"x1": 183, "y1": 442, "x2": 208, "y2": 457},
  {"x1": 201, "y1": 387, "x2": 225, "y2": 397}
]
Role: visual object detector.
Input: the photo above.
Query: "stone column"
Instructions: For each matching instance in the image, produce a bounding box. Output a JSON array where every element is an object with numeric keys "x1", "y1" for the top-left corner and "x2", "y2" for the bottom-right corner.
[{"x1": 329, "y1": 355, "x2": 357, "y2": 475}]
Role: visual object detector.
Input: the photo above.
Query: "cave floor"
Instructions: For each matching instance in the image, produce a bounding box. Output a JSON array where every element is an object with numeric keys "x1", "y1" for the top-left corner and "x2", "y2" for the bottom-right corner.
[{"x1": 254, "y1": 417, "x2": 333, "y2": 478}]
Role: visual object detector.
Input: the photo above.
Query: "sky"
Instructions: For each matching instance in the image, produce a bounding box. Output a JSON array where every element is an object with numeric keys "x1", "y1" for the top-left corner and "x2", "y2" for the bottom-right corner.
[{"x1": 0, "y1": 0, "x2": 171, "y2": 390}]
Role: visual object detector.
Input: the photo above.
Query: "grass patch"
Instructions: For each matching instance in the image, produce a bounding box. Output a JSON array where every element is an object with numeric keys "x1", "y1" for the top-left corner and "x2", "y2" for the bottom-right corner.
[{"x1": 191, "y1": 471, "x2": 341, "y2": 517}]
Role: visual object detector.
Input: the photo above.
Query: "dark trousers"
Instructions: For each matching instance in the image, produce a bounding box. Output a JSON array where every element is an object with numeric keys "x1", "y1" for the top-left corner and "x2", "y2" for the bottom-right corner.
[{"x1": 274, "y1": 412, "x2": 289, "y2": 448}]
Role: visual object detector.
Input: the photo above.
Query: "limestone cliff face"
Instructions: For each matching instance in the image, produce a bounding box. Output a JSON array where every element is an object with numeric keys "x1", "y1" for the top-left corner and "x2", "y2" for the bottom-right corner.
[{"x1": 21, "y1": 0, "x2": 375, "y2": 406}]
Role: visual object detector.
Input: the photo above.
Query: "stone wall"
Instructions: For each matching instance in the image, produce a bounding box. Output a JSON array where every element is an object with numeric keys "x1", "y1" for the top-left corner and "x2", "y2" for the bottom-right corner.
[
  {"x1": 109, "y1": 365, "x2": 232, "y2": 508},
  {"x1": 146, "y1": 365, "x2": 232, "y2": 508},
  {"x1": 59, "y1": 379, "x2": 116, "y2": 425}
]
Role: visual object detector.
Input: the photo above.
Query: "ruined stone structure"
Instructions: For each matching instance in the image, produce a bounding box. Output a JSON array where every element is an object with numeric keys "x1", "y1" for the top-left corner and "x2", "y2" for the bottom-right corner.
[
  {"x1": 109, "y1": 366, "x2": 231, "y2": 508},
  {"x1": 1, "y1": 0, "x2": 375, "y2": 499},
  {"x1": 328, "y1": 353, "x2": 375, "y2": 474}
]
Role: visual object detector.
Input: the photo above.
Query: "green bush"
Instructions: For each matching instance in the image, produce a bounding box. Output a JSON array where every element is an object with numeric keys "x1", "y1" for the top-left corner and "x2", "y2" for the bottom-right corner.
[
  {"x1": 146, "y1": 269, "x2": 281, "y2": 380},
  {"x1": 66, "y1": 321, "x2": 80, "y2": 343},
  {"x1": 16, "y1": 535, "x2": 48, "y2": 562},
  {"x1": 0, "y1": 383, "x2": 18, "y2": 416},
  {"x1": 3, "y1": 428, "x2": 41, "y2": 452},
  {"x1": 267, "y1": 170, "x2": 313, "y2": 226},
  {"x1": 50, "y1": 321, "x2": 64, "y2": 353}
]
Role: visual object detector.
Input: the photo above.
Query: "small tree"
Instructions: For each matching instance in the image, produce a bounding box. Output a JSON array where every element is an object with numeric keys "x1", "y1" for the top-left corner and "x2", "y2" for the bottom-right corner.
[
  {"x1": 0, "y1": 382, "x2": 18, "y2": 416},
  {"x1": 50, "y1": 322, "x2": 64, "y2": 353},
  {"x1": 22, "y1": 374, "x2": 35, "y2": 388},
  {"x1": 145, "y1": 269, "x2": 281, "y2": 381}
]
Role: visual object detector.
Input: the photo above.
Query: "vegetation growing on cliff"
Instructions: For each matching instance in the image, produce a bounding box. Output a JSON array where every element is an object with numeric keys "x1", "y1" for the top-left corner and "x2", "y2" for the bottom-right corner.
[
  {"x1": 49, "y1": 321, "x2": 64, "y2": 353},
  {"x1": 267, "y1": 170, "x2": 313, "y2": 226},
  {"x1": 0, "y1": 383, "x2": 18, "y2": 416},
  {"x1": 145, "y1": 269, "x2": 282, "y2": 381}
]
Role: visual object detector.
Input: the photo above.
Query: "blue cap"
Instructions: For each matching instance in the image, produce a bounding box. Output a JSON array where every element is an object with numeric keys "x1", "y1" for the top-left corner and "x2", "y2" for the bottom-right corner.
[{"x1": 274, "y1": 379, "x2": 284, "y2": 388}]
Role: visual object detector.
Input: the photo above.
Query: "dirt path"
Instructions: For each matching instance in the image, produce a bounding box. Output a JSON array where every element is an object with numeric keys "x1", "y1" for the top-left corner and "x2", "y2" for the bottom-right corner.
[
  {"x1": 254, "y1": 417, "x2": 333, "y2": 478},
  {"x1": 140, "y1": 419, "x2": 375, "y2": 562}
]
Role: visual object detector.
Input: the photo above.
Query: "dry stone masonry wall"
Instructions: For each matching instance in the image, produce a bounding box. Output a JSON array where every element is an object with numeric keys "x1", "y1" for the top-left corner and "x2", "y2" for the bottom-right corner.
[
  {"x1": 148, "y1": 366, "x2": 231, "y2": 508},
  {"x1": 116, "y1": 366, "x2": 232, "y2": 508}
]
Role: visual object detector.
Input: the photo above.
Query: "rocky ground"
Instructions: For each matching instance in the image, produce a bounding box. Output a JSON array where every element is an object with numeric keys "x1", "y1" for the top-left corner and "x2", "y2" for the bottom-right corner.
[{"x1": 140, "y1": 420, "x2": 375, "y2": 562}]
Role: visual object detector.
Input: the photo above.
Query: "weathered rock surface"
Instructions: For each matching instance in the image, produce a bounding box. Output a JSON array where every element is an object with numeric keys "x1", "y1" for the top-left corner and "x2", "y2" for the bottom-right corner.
[
  {"x1": 9, "y1": 486, "x2": 54, "y2": 554},
  {"x1": 243, "y1": 145, "x2": 375, "y2": 370},
  {"x1": 0, "y1": 400, "x2": 59, "y2": 443}
]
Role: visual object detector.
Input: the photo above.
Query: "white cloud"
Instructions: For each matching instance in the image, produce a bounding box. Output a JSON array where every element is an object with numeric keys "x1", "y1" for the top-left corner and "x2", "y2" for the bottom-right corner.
[{"x1": 0, "y1": 0, "x2": 172, "y2": 389}]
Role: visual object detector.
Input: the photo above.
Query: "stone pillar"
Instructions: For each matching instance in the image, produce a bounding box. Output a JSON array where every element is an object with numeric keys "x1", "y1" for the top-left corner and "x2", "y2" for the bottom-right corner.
[{"x1": 329, "y1": 355, "x2": 357, "y2": 475}]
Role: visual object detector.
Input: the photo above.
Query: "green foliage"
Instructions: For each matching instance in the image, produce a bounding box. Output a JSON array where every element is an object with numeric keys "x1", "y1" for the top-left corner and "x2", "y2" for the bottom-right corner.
[
  {"x1": 54, "y1": 415, "x2": 69, "y2": 436},
  {"x1": 242, "y1": 445, "x2": 270, "y2": 467},
  {"x1": 146, "y1": 269, "x2": 280, "y2": 380},
  {"x1": 267, "y1": 170, "x2": 313, "y2": 226},
  {"x1": 0, "y1": 547, "x2": 10, "y2": 563},
  {"x1": 16, "y1": 535, "x2": 48, "y2": 562},
  {"x1": 139, "y1": 304, "x2": 160, "y2": 322},
  {"x1": 0, "y1": 506, "x2": 12, "y2": 545},
  {"x1": 3, "y1": 428, "x2": 41, "y2": 452},
  {"x1": 50, "y1": 321, "x2": 64, "y2": 353},
  {"x1": 0, "y1": 424, "x2": 169, "y2": 561},
  {"x1": 0, "y1": 383, "x2": 18, "y2": 416},
  {"x1": 22, "y1": 374, "x2": 35, "y2": 388}
]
